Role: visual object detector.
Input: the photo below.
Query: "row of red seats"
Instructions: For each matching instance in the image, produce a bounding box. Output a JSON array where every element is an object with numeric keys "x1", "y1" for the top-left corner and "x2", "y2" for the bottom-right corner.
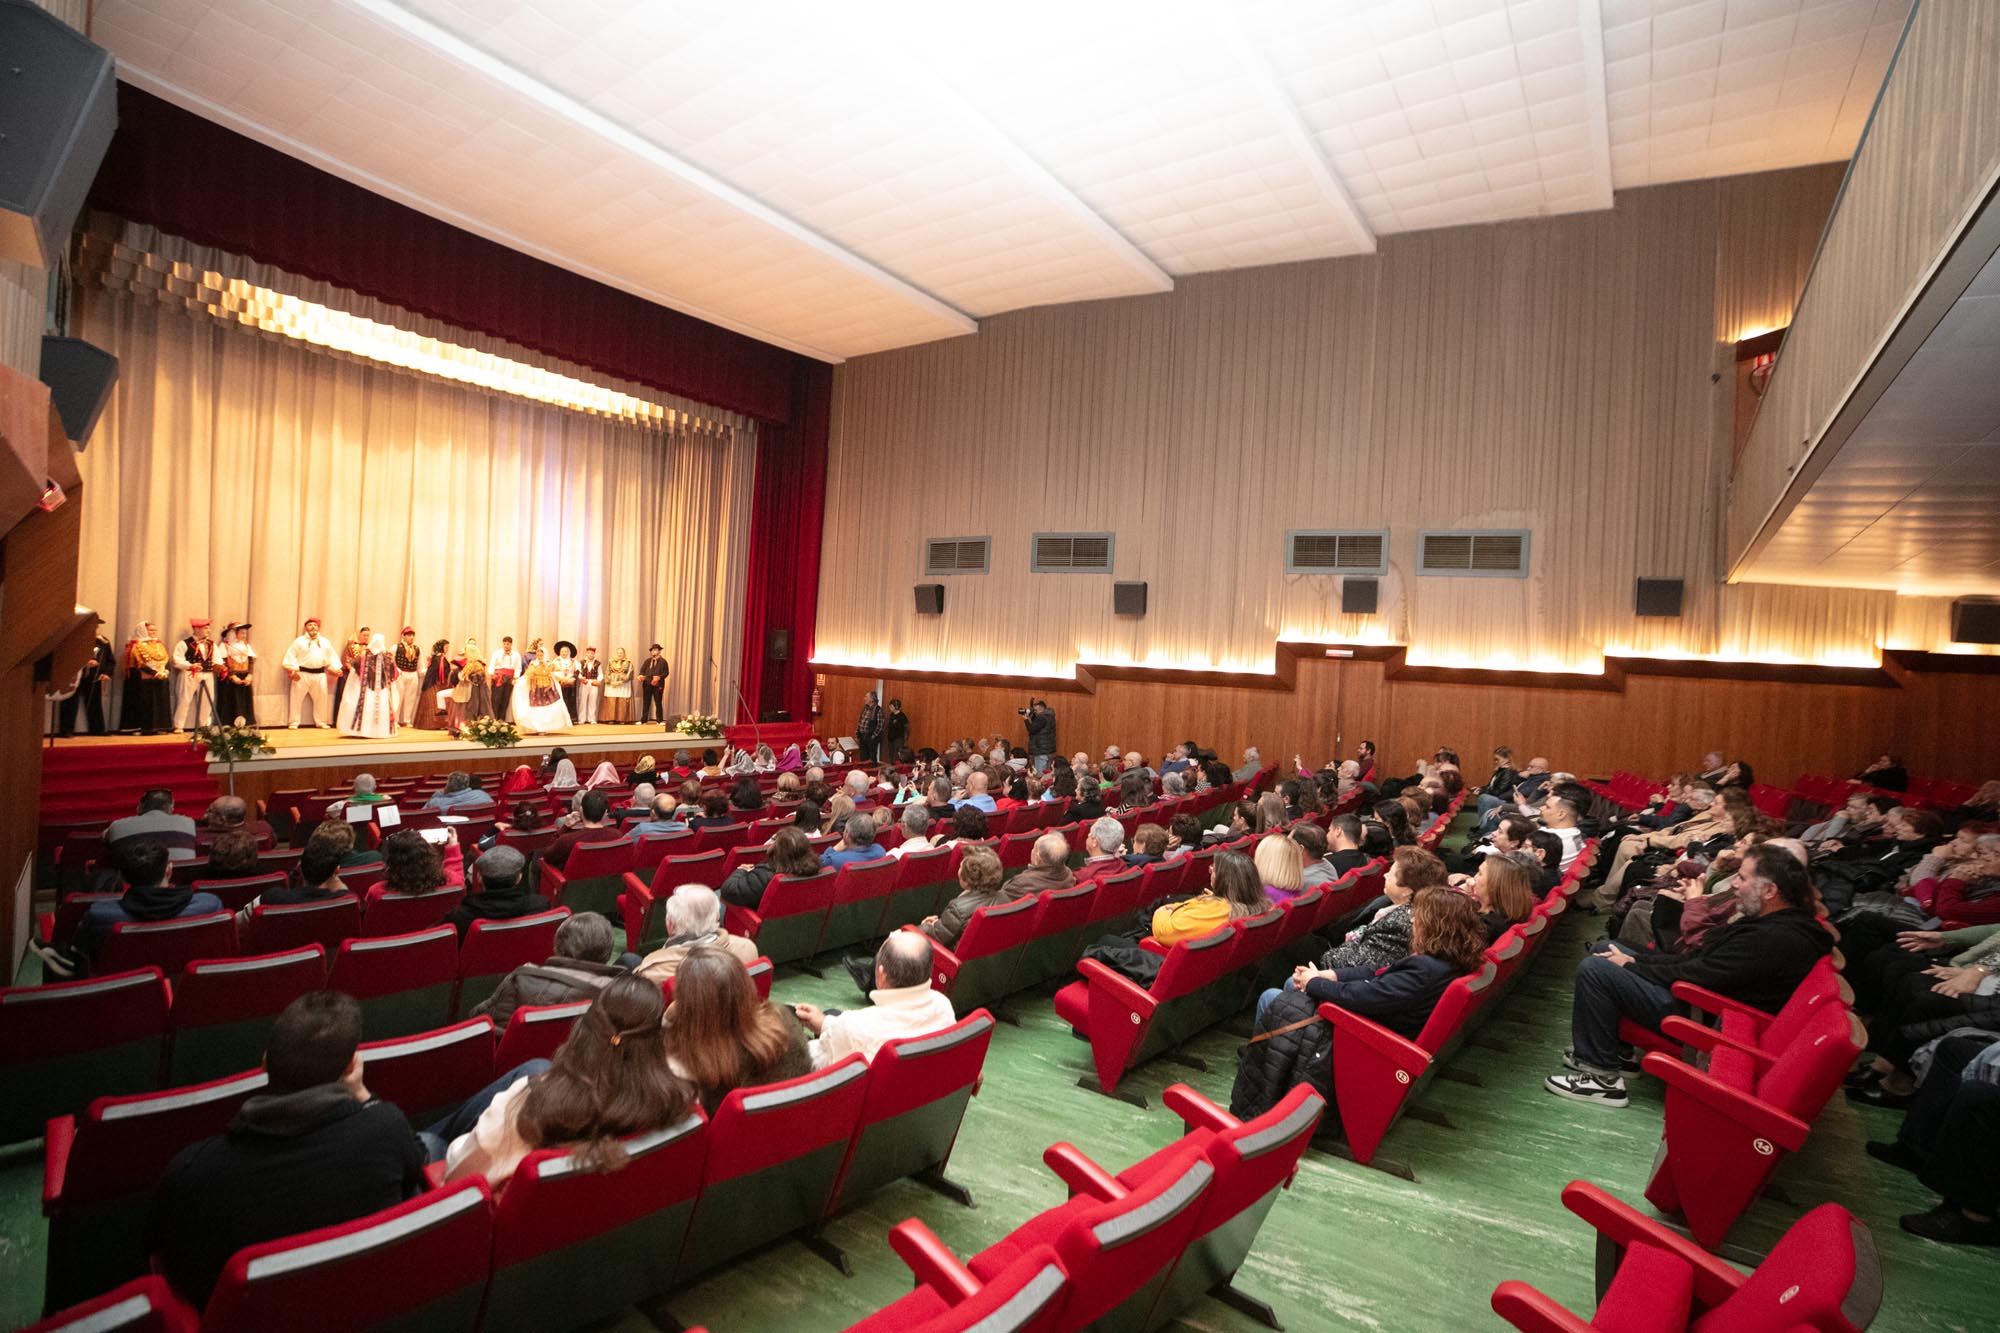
[
  {"x1": 31, "y1": 1009, "x2": 995, "y2": 1330},
  {"x1": 842, "y1": 1082, "x2": 1325, "y2": 1333},
  {"x1": 0, "y1": 910, "x2": 590, "y2": 1141}
]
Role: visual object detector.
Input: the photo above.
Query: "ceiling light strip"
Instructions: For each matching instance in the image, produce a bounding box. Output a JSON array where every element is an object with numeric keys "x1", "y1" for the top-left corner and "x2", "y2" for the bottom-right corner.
[
  {"x1": 1567, "y1": 0, "x2": 1617, "y2": 212},
  {"x1": 349, "y1": 0, "x2": 976, "y2": 335}
]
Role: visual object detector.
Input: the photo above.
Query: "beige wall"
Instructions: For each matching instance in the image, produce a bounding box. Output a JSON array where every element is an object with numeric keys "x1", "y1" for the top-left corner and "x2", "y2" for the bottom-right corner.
[{"x1": 818, "y1": 165, "x2": 1978, "y2": 681}]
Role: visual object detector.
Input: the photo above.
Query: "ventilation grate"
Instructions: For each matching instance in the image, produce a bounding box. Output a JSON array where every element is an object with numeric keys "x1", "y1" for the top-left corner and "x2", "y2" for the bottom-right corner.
[
  {"x1": 1286, "y1": 530, "x2": 1387, "y2": 575},
  {"x1": 923, "y1": 537, "x2": 990, "y2": 575},
  {"x1": 1418, "y1": 530, "x2": 1529, "y2": 578},
  {"x1": 1031, "y1": 532, "x2": 1114, "y2": 573}
]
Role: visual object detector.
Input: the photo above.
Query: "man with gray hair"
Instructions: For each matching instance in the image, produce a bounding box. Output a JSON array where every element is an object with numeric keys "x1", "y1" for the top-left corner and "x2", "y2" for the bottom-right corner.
[
  {"x1": 636, "y1": 883, "x2": 758, "y2": 982},
  {"x1": 796, "y1": 931, "x2": 954, "y2": 1068},
  {"x1": 197, "y1": 793, "x2": 276, "y2": 851},
  {"x1": 424, "y1": 770, "x2": 495, "y2": 814},
  {"x1": 1232, "y1": 746, "x2": 1263, "y2": 783},
  {"x1": 887, "y1": 804, "x2": 935, "y2": 859},
  {"x1": 631, "y1": 793, "x2": 688, "y2": 838},
  {"x1": 448, "y1": 844, "x2": 546, "y2": 936},
  {"x1": 843, "y1": 769, "x2": 871, "y2": 803},
  {"x1": 1161, "y1": 771, "x2": 1188, "y2": 798},
  {"x1": 1010, "y1": 832, "x2": 1075, "y2": 895},
  {"x1": 1075, "y1": 815, "x2": 1128, "y2": 885},
  {"x1": 473, "y1": 912, "x2": 624, "y2": 1028},
  {"x1": 953, "y1": 770, "x2": 998, "y2": 814}
]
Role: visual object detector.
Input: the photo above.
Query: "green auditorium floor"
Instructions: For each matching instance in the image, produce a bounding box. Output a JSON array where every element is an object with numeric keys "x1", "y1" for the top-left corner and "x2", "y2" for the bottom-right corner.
[{"x1": 5, "y1": 904, "x2": 1999, "y2": 1329}]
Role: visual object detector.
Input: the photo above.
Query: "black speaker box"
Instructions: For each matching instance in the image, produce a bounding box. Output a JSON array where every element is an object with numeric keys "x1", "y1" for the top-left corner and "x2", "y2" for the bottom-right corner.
[
  {"x1": 914, "y1": 584, "x2": 944, "y2": 615},
  {"x1": 1951, "y1": 598, "x2": 2000, "y2": 645},
  {"x1": 0, "y1": 2, "x2": 117, "y2": 270},
  {"x1": 1341, "y1": 577, "x2": 1379, "y2": 615},
  {"x1": 1635, "y1": 577, "x2": 1685, "y2": 618},
  {"x1": 765, "y1": 626, "x2": 791, "y2": 661},
  {"x1": 1113, "y1": 581, "x2": 1147, "y2": 616},
  {"x1": 39, "y1": 335, "x2": 117, "y2": 446}
]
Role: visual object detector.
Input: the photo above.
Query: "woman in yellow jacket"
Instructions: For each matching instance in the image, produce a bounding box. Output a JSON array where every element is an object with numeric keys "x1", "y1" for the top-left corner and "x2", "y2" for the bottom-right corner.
[{"x1": 1152, "y1": 851, "x2": 1273, "y2": 945}]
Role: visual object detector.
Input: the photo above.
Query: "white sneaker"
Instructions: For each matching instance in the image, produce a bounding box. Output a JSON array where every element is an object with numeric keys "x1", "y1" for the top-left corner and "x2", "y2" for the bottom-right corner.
[
  {"x1": 1564, "y1": 1046, "x2": 1642, "y2": 1077},
  {"x1": 1544, "y1": 1071, "x2": 1629, "y2": 1107}
]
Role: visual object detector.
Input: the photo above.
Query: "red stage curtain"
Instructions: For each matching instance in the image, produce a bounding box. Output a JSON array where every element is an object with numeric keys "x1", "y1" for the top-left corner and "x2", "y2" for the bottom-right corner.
[
  {"x1": 88, "y1": 85, "x2": 800, "y2": 424},
  {"x1": 737, "y1": 363, "x2": 832, "y2": 725}
]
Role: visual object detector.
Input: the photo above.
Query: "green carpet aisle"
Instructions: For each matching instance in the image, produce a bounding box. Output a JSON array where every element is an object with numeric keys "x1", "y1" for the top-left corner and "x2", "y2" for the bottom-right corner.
[{"x1": 5, "y1": 898, "x2": 1997, "y2": 1329}]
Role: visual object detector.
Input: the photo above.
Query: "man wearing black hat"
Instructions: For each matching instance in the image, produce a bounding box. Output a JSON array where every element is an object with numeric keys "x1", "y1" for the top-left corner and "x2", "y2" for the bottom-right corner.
[
  {"x1": 639, "y1": 643, "x2": 669, "y2": 724},
  {"x1": 172, "y1": 617, "x2": 219, "y2": 732},
  {"x1": 392, "y1": 628, "x2": 425, "y2": 725}
]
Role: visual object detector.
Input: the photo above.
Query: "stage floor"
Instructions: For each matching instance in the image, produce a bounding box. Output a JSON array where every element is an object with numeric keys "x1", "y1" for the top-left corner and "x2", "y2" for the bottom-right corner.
[{"x1": 46, "y1": 723, "x2": 713, "y2": 774}]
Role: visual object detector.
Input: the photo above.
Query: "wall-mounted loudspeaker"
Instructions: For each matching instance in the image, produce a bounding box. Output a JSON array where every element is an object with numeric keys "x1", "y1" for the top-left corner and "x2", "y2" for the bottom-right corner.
[
  {"x1": 764, "y1": 627, "x2": 791, "y2": 661},
  {"x1": 39, "y1": 336, "x2": 118, "y2": 446},
  {"x1": 1341, "y1": 577, "x2": 1379, "y2": 615},
  {"x1": 0, "y1": 1, "x2": 118, "y2": 270},
  {"x1": 1951, "y1": 598, "x2": 2000, "y2": 645},
  {"x1": 914, "y1": 584, "x2": 944, "y2": 615},
  {"x1": 1113, "y1": 581, "x2": 1147, "y2": 616},
  {"x1": 1635, "y1": 577, "x2": 1685, "y2": 618}
]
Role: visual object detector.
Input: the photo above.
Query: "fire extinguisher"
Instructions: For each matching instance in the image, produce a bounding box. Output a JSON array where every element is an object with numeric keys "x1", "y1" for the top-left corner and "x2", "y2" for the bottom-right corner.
[{"x1": 810, "y1": 674, "x2": 824, "y2": 719}]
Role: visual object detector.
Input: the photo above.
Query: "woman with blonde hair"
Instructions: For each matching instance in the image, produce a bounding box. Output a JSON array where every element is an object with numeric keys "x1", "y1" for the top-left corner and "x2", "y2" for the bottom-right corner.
[
  {"x1": 1152, "y1": 850, "x2": 1272, "y2": 945},
  {"x1": 823, "y1": 793, "x2": 856, "y2": 837},
  {"x1": 1253, "y1": 832, "x2": 1306, "y2": 905},
  {"x1": 665, "y1": 946, "x2": 811, "y2": 1111}
]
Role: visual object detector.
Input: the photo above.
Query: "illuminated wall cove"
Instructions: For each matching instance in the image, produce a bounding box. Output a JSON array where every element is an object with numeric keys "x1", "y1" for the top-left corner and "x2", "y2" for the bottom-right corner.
[{"x1": 815, "y1": 165, "x2": 1993, "y2": 684}]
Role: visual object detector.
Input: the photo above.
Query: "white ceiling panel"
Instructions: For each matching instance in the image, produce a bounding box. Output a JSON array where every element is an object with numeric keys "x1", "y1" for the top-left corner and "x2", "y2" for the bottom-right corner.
[{"x1": 90, "y1": 1, "x2": 1912, "y2": 360}]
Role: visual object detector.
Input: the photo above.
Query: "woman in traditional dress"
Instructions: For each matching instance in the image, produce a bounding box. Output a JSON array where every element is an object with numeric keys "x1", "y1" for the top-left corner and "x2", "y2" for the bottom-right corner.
[
  {"x1": 583, "y1": 760, "x2": 621, "y2": 792},
  {"x1": 121, "y1": 621, "x2": 172, "y2": 734},
  {"x1": 601, "y1": 648, "x2": 634, "y2": 723},
  {"x1": 513, "y1": 652, "x2": 573, "y2": 735},
  {"x1": 414, "y1": 638, "x2": 453, "y2": 730},
  {"x1": 552, "y1": 642, "x2": 580, "y2": 718},
  {"x1": 215, "y1": 622, "x2": 258, "y2": 725},
  {"x1": 446, "y1": 639, "x2": 493, "y2": 735},
  {"x1": 547, "y1": 756, "x2": 580, "y2": 792},
  {"x1": 775, "y1": 743, "x2": 804, "y2": 774},
  {"x1": 339, "y1": 632, "x2": 399, "y2": 739},
  {"x1": 804, "y1": 739, "x2": 831, "y2": 768}
]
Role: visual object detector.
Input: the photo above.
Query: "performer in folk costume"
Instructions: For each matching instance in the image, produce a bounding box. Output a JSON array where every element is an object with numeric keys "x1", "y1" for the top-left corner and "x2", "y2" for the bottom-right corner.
[
  {"x1": 331, "y1": 626, "x2": 369, "y2": 721},
  {"x1": 414, "y1": 638, "x2": 453, "y2": 730},
  {"x1": 339, "y1": 632, "x2": 400, "y2": 739},
  {"x1": 638, "y1": 643, "x2": 669, "y2": 724},
  {"x1": 122, "y1": 621, "x2": 172, "y2": 734},
  {"x1": 489, "y1": 635, "x2": 521, "y2": 723},
  {"x1": 576, "y1": 646, "x2": 603, "y2": 724},
  {"x1": 514, "y1": 650, "x2": 573, "y2": 735},
  {"x1": 601, "y1": 647, "x2": 633, "y2": 723},
  {"x1": 282, "y1": 617, "x2": 341, "y2": 727},
  {"x1": 391, "y1": 628, "x2": 424, "y2": 725},
  {"x1": 171, "y1": 618, "x2": 220, "y2": 731},
  {"x1": 215, "y1": 623, "x2": 258, "y2": 725},
  {"x1": 552, "y1": 641, "x2": 580, "y2": 717},
  {"x1": 445, "y1": 638, "x2": 493, "y2": 735},
  {"x1": 57, "y1": 633, "x2": 116, "y2": 736}
]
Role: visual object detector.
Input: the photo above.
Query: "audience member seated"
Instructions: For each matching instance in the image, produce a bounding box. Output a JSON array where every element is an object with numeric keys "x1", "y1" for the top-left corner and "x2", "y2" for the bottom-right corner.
[
  {"x1": 1591, "y1": 787, "x2": 1746, "y2": 909},
  {"x1": 718, "y1": 826, "x2": 821, "y2": 910},
  {"x1": 195, "y1": 795, "x2": 276, "y2": 852},
  {"x1": 1322, "y1": 815, "x2": 1373, "y2": 877},
  {"x1": 1146, "y1": 849, "x2": 1272, "y2": 947},
  {"x1": 38, "y1": 840, "x2": 223, "y2": 977},
  {"x1": 238, "y1": 825, "x2": 352, "y2": 922},
  {"x1": 1373, "y1": 799, "x2": 1414, "y2": 847},
  {"x1": 476, "y1": 912, "x2": 626, "y2": 1028},
  {"x1": 1847, "y1": 920, "x2": 2000, "y2": 1108},
  {"x1": 1254, "y1": 833, "x2": 1305, "y2": 904},
  {"x1": 915, "y1": 844, "x2": 1015, "y2": 948},
  {"x1": 820, "y1": 811, "x2": 885, "y2": 869},
  {"x1": 424, "y1": 770, "x2": 495, "y2": 814},
  {"x1": 1477, "y1": 756, "x2": 1551, "y2": 832},
  {"x1": 1123, "y1": 823, "x2": 1169, "y2": 867},
  {"x1": 1316, "y1": 845, "x2": 1449, "y2": 972},
  {"x1": 1468, "y1": 852, "x2": 1537, "y2": 942},
  {"x1": 1204, "y1": 800, "x2": 1258, "y2": 846},
  {"x1": 943, "y1": 804, "x2": 989, "y2": 847},
  {"x1": 664, "y1": 946, "x2": 812, "y2": 1112},
  {"x1": 794, "y1": 933, "x2": 955, "y2": 1068},
  {"x1": 886, "y1": 805, "x2": 934, "y2": 859},
  {"x1": 204, "y1": 827, "x2": 262, "y2": 878},
  {"x1": 1237, "y1": 887, "x2": 1489, "y2": 1118},
  {"x1": 1069, "y1": 777, "x2": 1107, "y2": 821},
  {"x1": 327, "y1": 772, "x2": 389, "y2": 818},
  {"x1": 367, "y1": 827, "x2": 467, "y2": 906},
  {"x1": 1536, "y1": 783, "x2": 1591, "y2": 869},
  {"x1": 1855, "y1": 752, "x2": 1911, "y2": 794},
  {"x1": 544, "y1": 791, "x2": 621, "y2": 870},
  {"x1": 1232, "y1": 746, "x2": 1263, "y2": 782},
  {"x1": 1011, "y1": 833, "x2": 1076, "y2": 897},
  {"x1": 1865, "y1": 1030, "x2": 2000, "y2": 1246},
  {"x1": 439, "y1": 975, "x2": 692, "y2": 1188},
  {"x1": 448, "y1": 846, "x2": 549, "y2": 938},
  {"x1": 630, "y1": 793, "x2": 688, "y2": 838},
  {"x1": 821, "y1": 795, "x2": 856, "y2": 837},
  {"x1": 730, "y1": 777, "x2": 765, "y2": 813},
  {"x1": 952, "y1": 770, "x2": 998, "y2": 814},
  {"x1": 1816, "y1": 805, "x2": 1945, "y2": 914},
  {"x1": 1165, "y1": 814, "x2": 1203, "y2": 859},
  {"x1": 104, "y1": 788, "x2": 200, "y2": 863},
  {"x1": 1072, "y1": 816, "x2": 1128, "y2": 884},
  {"x1": 684, "y1": 793, "x2": 735, "y2": 830},
  {"x1": 1544, "y1": 844, "x2": 1829, "y2": 1108},
  {"x1": 636, "y1": 885, "x2": 760, "y2": 982},
  {"x1": 147, "y1": 991, "x2": 428, "y2": 1306}
]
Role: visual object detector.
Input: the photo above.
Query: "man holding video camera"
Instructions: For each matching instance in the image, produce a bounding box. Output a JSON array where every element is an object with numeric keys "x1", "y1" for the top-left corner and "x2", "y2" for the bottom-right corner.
[{"x1": 1021, "y1": 698, "x2": 1058, "y2": 773}]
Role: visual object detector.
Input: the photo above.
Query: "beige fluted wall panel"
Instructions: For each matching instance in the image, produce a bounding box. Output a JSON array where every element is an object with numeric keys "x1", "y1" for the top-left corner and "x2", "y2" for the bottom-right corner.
[
  {"x1": 0, "y1": 0, "x2": 93, "y2": 376},
  {"x1": 819, "y1": 165, "x2": 1966, "y2": 678},
  {"x1": 1728, "y1": 0, "x2": 2000, "y2": 564}
]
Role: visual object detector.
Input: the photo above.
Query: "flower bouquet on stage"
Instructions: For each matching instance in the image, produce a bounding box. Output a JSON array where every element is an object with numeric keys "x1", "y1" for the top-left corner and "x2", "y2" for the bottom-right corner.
[
  {"x1": 513, "y1": 659, "x2": 572, "y2": 735},
  {"x1": 677, "y1": 712, "x2": 724, "y2": 739},
  {"x1": 461, "y1": 715, "x2": 521, "y2": 748},
  {"x1": 191, "y1": 718, "x2": 275, "y2": 796}
]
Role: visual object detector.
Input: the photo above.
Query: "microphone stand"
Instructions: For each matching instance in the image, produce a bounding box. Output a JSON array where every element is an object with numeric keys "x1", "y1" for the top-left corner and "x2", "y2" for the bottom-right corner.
[{"x1": 712, "y1": 654, "x2": 762, "y2": 753}]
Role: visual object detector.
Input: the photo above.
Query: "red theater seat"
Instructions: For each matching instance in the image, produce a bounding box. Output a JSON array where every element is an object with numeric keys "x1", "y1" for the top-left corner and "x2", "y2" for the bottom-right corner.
[
  {"x1": 456, "y1": 908, "x2": 569, "y2": 1017},
  {"x1": 196, "y1": 1178, "x2": 492, "y2": 1333},
  {"x1": 0, "y1": 969, "x2": 171, "y2": 1143},
  {"x1": 328, "y1": 925, "x2": 458, "y2": 1039},
  {"x1": 242, "y1": 896, "x2": 361, "y2": 956},
  {"x1": 831, "y1": 1010, "x2": 995, "y2": 1213},
  {"x1": 1491, "y1": 1181, "x2": 1881, "y2": 1332},
  {"x1": 484, "y1": 1112, "x2": 709, "y2": 1333},
  {"x1": 168, "y1": 947, "x2": 328, "y2": 1085},
  {"x1": 929, "y1": 895, "x2": 1039, "y2": 1013},
  {"x1": 537, "y1": 838, "x2": 633, "y2": 920},
  {"x1": 494, "y1": 999, "x2": 592, "y2": 1072},
  {"x1": 99, "y1": 912, "x2": 237, "y2": 979},
  {"x1": 818, "y1": 855, "x2": 903, "y2": 955},
  {"x1": 723, "y1": 868, "x2": 835, "y2": 968},
  {"x1": 22, "y1": 1276, "x2": 195, "y2": 1333},
  {"x1": 842, "y1": 1232, "x2": 1068, "y2": 1333},
  {"x1": 1053, "y1": 924, "x2": 1243, "y2": 1101},
  {"x1": 189, "y1": 873, "x2": 288, "y2": 913},
  {"x1": 360, "y1": 888, "x2": 464, "y2": 937},
  {"x1": 356, "y1": 1018, "x2": 497, "y2": 1125}
]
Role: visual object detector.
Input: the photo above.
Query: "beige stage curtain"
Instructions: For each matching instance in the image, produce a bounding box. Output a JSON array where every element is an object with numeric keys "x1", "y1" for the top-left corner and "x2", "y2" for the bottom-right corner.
[
  {"x1": 818, "y1": 164, "x2": 1988, "y2": 678},
  {"x1": 73, "y1": 224, "x2": 756, "y2": 724}
]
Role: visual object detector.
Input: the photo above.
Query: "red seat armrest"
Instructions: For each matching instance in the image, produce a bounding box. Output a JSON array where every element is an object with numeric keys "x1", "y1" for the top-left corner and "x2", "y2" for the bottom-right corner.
[
  {"x1": 1668, "y1": 982, "x2": 1772, "y2": 1028},
  {"x1": 1558, "y1": 1180, "x2": 1746, "y2": 1307},
  {"x1": 1318, "y1": 1002, "x2": 1429, "y2": 1066},
  {"x1": 1162, "y1": 1082, "x2": 1237, "y2": 1135},
  {"x1": 888, "y1": 1218, "x2": 982, "y2": 1304},
  {"x1": 1138, "y1": 936, "x2": 1169, "y2": 956},
  {"x1": 620, "y1": 871, "x2": 652, "y2": 902},
  {"x1": 1076, "y1": 958, "x2": 1160, "y2": 1016},
  {"x1": 724, "y1": 903, "x2": 762, "y2": 938},
  {"x1": 423, "y1": 1160, "x2": 449, "y2": 1189},
  {"x1": 42, "y1": 1115, "x2": 76, "y2": 1212},
  {"x1": 1043, "y1": 1142, "x2": 1128, "y2": 1202},
  {"x1": 1658, "y1": 1017, "x2": 1776, "y2": 1071},
  {"x1": 1639, "y1": 1053, "x2": 1811, "y2": 1151},
  {"x1": 540, "y1": 862, "x2": 569, "y2": 896},
  {"x1": 1489, "y1": 1281, "x2": 1596, "y2": 1333},
  {"x1": 929, "y1": 939, "x2": 965, "y2": 986}
]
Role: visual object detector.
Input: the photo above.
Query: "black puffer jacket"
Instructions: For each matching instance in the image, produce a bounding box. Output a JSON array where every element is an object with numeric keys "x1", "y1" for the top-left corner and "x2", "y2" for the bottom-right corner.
[{"x1": 1229, "y1": 988, "x2": 1334, "y2": 1124}]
